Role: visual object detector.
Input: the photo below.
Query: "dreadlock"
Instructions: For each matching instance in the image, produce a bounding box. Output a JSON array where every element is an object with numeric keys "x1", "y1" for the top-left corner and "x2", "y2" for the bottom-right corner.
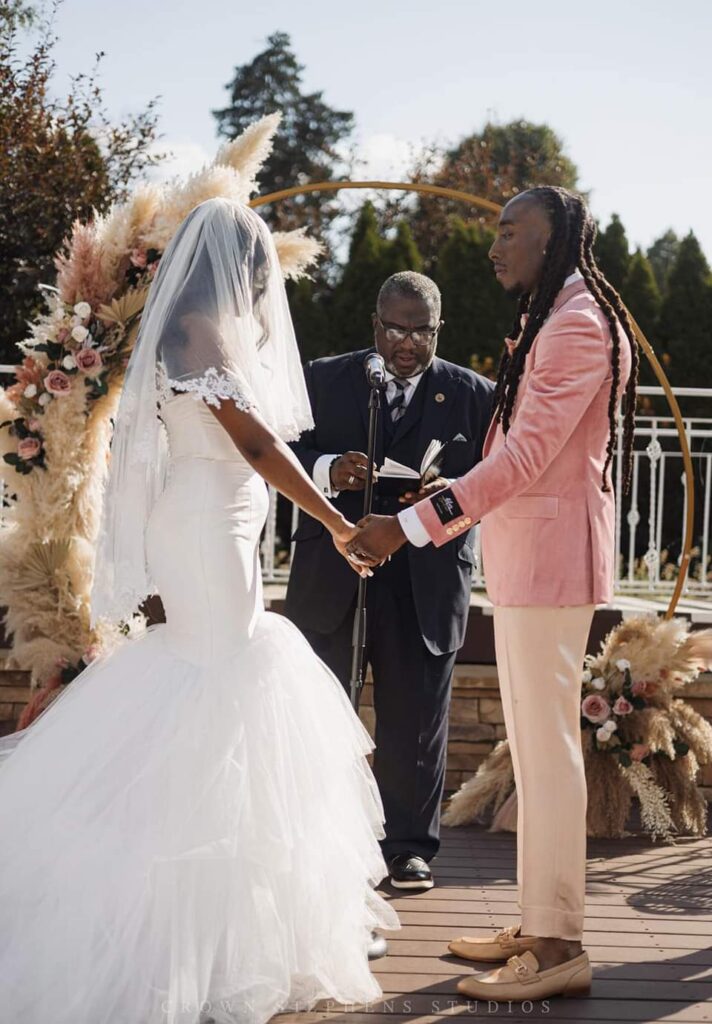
[{"x1": 491, "y1": 186, "x2": 639, "y2": 493}]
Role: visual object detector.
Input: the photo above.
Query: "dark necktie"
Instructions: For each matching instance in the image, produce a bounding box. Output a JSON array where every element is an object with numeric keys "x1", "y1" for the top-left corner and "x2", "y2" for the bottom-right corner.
[{"x1": 388, "y1": 379, "x2": 408, "y2": 423}]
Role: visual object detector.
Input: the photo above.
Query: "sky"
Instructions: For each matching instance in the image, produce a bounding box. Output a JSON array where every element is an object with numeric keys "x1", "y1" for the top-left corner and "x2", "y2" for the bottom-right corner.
[{"x1": 43, "y1": 0, "x2": 711, "y2": 260}]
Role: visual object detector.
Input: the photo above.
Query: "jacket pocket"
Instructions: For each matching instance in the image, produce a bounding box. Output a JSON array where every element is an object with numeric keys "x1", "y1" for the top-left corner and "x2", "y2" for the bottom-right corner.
[{"x1": 502, "y1": 494, "x2": 559, "y2": 519}]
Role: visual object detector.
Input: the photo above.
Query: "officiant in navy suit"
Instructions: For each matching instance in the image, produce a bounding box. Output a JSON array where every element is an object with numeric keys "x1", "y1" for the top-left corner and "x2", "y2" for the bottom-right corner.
[{"x1": 285, "y1": 271, "x2": 494, "y2": 890}]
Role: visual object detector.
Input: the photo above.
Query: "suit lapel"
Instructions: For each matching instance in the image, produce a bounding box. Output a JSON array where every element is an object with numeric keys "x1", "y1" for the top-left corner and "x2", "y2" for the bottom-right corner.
[{"x1": 414, "y1": 358, "x2": 460, "y2": 457}]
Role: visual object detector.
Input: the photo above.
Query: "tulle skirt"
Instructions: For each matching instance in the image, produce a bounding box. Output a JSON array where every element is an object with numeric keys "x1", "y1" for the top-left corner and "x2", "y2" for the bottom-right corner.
[{"x1": 0, "y1": 613, "x2": 398, "y2": 1024}]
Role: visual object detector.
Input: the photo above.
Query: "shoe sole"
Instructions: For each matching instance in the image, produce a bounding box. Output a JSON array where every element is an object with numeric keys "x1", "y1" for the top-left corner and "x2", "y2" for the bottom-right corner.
[{"x1": 390, "y1": 877, "x2": 435, "y2": 890}]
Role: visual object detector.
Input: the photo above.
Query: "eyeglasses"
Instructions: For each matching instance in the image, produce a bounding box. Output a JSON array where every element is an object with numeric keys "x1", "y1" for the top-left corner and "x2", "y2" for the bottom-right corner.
[{"x1": 376, "y1": 316, "x2": 442, "y2": 348}]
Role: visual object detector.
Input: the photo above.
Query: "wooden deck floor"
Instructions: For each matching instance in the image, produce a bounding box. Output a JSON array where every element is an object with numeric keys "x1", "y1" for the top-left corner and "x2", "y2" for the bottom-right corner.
[{"x1": 275, "y1": 819, "x2": 712, "y2": 1023}]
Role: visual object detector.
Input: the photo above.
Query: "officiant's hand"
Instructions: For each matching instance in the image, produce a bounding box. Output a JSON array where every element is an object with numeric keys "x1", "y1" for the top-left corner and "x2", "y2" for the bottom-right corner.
[
  {"x1": 398, "y1": 476, "x2": 449, "y2": 506},
  {"x1": 330, "y1": 452, "x2": 369, "y2": 492}
]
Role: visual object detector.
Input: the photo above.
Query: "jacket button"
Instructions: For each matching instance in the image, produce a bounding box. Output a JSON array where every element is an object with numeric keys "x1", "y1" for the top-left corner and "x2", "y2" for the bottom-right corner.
[
  {"x1": 464, "y1": 517, "x2": 472, "y2": 525},
  {"x1": 446, "y1": 527, "x2": 454, "y2": 536}
]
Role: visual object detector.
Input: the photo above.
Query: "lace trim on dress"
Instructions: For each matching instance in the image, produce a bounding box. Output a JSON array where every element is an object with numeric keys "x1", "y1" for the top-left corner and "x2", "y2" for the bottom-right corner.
[{"x1": 156, "y1": 364, "x2": 254, "y2": 412}]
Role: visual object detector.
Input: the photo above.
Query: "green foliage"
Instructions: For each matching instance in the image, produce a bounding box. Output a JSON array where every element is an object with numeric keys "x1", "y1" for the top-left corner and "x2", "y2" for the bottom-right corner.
[
  {"x1": 434, "y1": 218, "x2": 514, "y2": 372},
  {"x1": 595, "y1": 214, "x2": 630, "y2": 292},
  {"x1": 0, "y1": 14, "x2": 160, "y2": 364},
  {"x1": 647, "y1": 229, "x2": 681, "y2": 293},
  {"x1": 622, "y1": 249, "x2": 661, "y2": 343},
  {"x1": 410, "y1": 119, "x2": 580, "y2": 266},
  {"x1": 327, "y1": 204, "x2": 424, "y2": 352},
  {"x1": 213, "y1": 31, "x2": 353, "y2": 235},
  {"x1": 658, "y1": 232, "x2": 712, "y2": 399},
  {"x1": 286, "y1": 277, "x2": 331, "y2": 362}
]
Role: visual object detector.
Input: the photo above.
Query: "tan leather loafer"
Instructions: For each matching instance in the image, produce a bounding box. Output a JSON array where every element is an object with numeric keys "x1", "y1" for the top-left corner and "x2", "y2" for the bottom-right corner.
[
  {"x1": 448, "y1": 925, "x2": 537, "y2": 963},
  {"x1": 456, "y1": 950, "x2": 592, "y2": 1002}
]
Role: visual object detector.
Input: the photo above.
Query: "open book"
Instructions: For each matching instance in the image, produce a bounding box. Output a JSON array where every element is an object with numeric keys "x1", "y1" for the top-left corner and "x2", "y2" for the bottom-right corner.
[{"x1": 376, "y1": 440, "x2": 445, "y2": 497}]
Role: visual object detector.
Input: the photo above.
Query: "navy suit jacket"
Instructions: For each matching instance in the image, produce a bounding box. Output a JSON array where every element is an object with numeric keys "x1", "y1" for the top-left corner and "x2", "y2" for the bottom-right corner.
[{"x1": 284, "y1": 349, "x2": 494, "y2": 656}]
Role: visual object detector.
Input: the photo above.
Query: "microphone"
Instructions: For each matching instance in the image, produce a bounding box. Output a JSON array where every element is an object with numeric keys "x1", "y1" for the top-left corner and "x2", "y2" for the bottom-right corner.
[{"x1": 364, "y1": 352, "x2": 387, "y2": 388}]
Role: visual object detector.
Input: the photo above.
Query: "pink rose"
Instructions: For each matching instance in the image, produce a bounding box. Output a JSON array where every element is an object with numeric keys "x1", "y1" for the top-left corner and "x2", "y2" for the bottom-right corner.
[
  {"x1": 581, "y1": 694, "x2": 611, "y2": 724},
  {"x1": 17, "y1": 437, "x2": 41, "y2": 460},
  {"x1": 613, "y1": 696, "x2": 633, "y2": 716},
  {"x1": 44, "y1": 370, "x2": 72, "y2": 395},
  {"x1": 130, "y1": 248, "x2": 148, "y2": 269},
  {"x1": 631, "y1": 743, "x2": 650, "y2": 762},
  {"x1": 28, "y1": 419, "x2": 42, "y2": 432},
  {"x1": 74, "y1": 347, "x2": 103, "y2": 377}
]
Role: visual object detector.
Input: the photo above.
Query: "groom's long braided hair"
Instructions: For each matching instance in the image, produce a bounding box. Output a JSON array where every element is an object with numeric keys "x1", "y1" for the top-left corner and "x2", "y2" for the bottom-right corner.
[{"x1": 491, "y1": 186, "x2": 639, "y2": 493}]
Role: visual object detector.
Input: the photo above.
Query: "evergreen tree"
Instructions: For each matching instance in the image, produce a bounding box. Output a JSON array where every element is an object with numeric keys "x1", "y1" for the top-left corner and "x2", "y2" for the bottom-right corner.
[
  {"x1": 331, "y1": 202, "x2": 389, "y2": 352},
  {"x1": 594, "y1": 214, "x2": 631, "y2": 291},
  {"x1": 434, "y1": 218, "x2": 514, "y2": 371},
  {"x1": 658, "y1": 232, "x2": 712, "y2": 399},
  {"x1": 213, "y1": 32, "x2": 354, "y2": 235},
  {"x1": 286, "y1": 277, "x2": 331, "y2": 362},
  {"x1": 621, "y1": 249, "x2": 661, "y2": 343},
  {"x1": 647, "y1": 229, "x2": 681, "y2": 293},
  {"x1": 383, "y1": 221, "x2": 422, "y2": 277}
]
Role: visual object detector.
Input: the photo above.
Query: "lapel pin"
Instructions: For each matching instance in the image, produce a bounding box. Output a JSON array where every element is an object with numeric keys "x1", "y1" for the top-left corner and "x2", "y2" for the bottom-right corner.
[{"x1": 435, "y1": 392, "x2": 445, "y2": 403}]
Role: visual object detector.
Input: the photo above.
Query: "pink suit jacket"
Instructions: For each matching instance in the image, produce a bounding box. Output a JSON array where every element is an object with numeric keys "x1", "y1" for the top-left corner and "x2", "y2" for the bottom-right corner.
[{"x1": 414, "y1": 279, "x2": 632, "y2": 606}]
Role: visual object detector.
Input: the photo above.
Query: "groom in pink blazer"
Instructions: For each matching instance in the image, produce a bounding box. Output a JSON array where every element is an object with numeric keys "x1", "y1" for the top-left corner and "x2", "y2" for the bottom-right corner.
[{"x1": 348, "y1": 186, "x2": 639, "y2": 1002}]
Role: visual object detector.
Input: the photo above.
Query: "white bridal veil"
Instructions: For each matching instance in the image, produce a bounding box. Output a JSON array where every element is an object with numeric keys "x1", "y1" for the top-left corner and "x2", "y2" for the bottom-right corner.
[{"x1": 90, "y1": 197, "x2": 314, "y2": 626}]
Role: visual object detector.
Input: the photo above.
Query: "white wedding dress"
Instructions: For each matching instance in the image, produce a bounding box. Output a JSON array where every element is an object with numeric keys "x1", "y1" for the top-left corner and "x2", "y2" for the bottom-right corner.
[{"x1": 0, "y1": 392, "x2": 398, "y2": 1024}]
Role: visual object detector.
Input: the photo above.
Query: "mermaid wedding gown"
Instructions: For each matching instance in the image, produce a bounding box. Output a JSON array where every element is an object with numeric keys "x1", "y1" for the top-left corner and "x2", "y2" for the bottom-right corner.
[{"x1": 0, "y1": 391, "x2": 398, "y2": 1024}]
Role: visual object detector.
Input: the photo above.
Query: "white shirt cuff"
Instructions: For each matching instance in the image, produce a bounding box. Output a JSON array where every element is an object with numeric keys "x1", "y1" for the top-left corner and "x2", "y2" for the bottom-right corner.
[
  {"x1": 313, "y1": 453, "x2": 341, "y2": 498},
  {"x1": 398, "y1": 505, "x2": 432, "y2": 548}
]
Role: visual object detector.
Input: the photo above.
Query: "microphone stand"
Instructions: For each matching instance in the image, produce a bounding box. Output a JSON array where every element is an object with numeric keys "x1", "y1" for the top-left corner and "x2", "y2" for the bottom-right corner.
[{"x1": 349, "y1": 380, "x2": 383, "y2": 710}]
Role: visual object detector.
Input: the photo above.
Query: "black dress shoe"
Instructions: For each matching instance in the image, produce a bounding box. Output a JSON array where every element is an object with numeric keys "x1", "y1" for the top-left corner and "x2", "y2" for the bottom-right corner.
[
  {"x1": 387, "y1": 853, "x2": 434, "y2": 890},
  {"x1": 368, "y1": 930, "x2": 388, "y2": 960}
]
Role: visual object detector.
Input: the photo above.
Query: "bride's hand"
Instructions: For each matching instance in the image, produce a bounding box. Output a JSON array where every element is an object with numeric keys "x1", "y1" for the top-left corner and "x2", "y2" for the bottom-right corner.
[{"x1": 331, "y1": 521, "x2": 373, "y2": 578}]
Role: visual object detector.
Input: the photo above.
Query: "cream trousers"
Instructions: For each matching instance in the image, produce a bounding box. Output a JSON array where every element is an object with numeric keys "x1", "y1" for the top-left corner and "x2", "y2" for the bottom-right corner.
[{"x1": 493, "y1": 604, "x2": 595, "y2": 941}]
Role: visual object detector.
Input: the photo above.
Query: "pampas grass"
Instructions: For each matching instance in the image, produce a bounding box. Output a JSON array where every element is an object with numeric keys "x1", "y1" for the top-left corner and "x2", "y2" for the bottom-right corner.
[
  {"x1": 444, "y1": 616, "x2": 712, "y2": 842},
  {"x1": 0, "y1": 114, "x2": 319, "y2": 707},
  {"x1": 442, "y1": 739, "x2": 514, "y2": 826}
]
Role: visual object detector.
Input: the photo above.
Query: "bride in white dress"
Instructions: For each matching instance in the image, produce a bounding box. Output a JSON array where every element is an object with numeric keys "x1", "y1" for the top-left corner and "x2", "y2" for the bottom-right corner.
[{"x1": 0, "y1": 198, "x2": 399, "y2": 1024}]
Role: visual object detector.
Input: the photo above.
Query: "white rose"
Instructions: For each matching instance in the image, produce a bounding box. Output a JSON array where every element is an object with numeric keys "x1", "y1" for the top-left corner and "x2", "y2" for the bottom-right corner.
[
  {"x1": 616, "y1": 658, "x2": 631, "y2": 672},
  {"x1": 71, "y1": 325, "x2": 88, "y2": 343},
  {"x1": 582, "y1": 669, "x2": 592, "y2": 684},
  {"x1": 23, "y1": 383, "x2": 37, "y2": 398},
  {"x1": 592, "y1": 677, "x2": 606, "y2": 690},
  {"x1": 596, "y1": 726, "x2": 611, "y2": 742},
  {"x1": 607, "y1": 720, "x2": 618, "y2": 732},
  {"x1": 62, "y1": 354, "x2": 76, "y2": 370},
  {"x1": 38, "y1": 392, "x2": 52, "y2": 406},
  {"x1": 74, "y1": 301, "x2": 91, "y2": 319}
]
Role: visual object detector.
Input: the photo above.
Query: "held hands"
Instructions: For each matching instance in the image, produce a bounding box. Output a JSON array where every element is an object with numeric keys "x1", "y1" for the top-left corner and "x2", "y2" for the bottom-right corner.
[
  {"x1": 346, "y1": 514, "x2": 407, "y2": 568},
  {"x1": 331, "y1": 520, "x2": 374, "y2": 578},
  {"x1": 398, "y1": 476, "x2": 449, "y2": 506},
  {"x1": 329, "y1": 452, "x2": 369, "y2": 492}
]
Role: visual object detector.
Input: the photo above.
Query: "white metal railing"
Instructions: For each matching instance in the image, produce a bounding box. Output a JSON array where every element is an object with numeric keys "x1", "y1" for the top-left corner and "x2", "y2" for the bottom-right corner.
[
  {"x1": 614, "y1": 387, "x2": 711, "y2": 597},
  {"x1": 1, "y1": 365, "x2": 710, "y2": 598},
  {"x1": 263, "y1": 387, "x2": 712, "y2": 599}
]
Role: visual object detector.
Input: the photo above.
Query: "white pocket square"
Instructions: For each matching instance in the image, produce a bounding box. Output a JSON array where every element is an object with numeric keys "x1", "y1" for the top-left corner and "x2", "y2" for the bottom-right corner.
[{"x1": 452, "y1": 433, "x2": 468, "y2": 442}]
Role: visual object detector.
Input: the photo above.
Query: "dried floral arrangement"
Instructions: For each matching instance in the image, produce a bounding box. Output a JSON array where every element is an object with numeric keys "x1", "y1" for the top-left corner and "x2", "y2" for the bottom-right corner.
[
  {"x1": 0, "y1": 113, "x2": 320, "y2": 724},
  {"x1": 443, "y1": 616, "x2": 712, "y2": 841}
]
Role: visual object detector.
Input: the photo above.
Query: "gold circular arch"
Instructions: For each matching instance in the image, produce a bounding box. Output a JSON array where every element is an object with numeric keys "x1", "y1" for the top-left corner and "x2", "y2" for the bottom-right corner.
[{"x1": 250, "y1": 181, "x2": 694, "y2": 619}]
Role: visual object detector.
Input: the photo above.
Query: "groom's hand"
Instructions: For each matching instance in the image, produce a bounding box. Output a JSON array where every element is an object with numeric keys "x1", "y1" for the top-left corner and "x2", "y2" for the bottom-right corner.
[
  {"x1": 347, "y1": 514, "x2": 407, "y2": 566},
  {"x1": 398, "y1": 476, "x2": 449, "y2": 506}
]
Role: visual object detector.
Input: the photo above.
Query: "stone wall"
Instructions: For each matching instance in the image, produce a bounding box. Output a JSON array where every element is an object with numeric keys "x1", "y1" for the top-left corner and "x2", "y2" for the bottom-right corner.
[{"x1": 358, "y1": 665, "x2": 712, "y2": 801}]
